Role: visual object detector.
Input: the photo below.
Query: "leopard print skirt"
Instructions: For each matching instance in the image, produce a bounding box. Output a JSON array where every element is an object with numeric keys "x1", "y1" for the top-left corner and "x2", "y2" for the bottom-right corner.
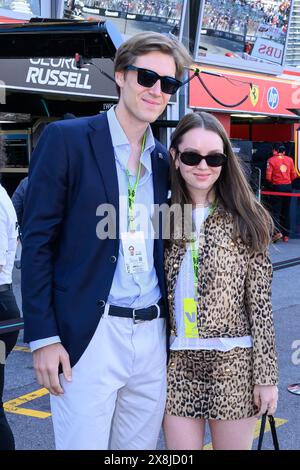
[{"x1": 165, "y1": 347, "x2": 258, "y2": 420}]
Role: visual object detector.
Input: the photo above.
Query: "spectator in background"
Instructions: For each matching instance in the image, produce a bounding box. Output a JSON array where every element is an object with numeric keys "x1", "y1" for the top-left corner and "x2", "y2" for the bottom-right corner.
[
  {"x1": 11, "y1": 176, "x2": 28, "y2": 269},
  {"x1": 266, "y1": 145, "x2": 297, "y2": 242},
  {"x1": 11, "y1": 113, "x2": 75, "y2": 269},
  {"x1": 0, "y1": 138, "x2": 20, "y2": 450},
  {"x1": 11, "y1": 115, "x2": 75, "y2": 230},
  {"x1": 11, "y1": 176, "x2": 28, "y2": 233}
]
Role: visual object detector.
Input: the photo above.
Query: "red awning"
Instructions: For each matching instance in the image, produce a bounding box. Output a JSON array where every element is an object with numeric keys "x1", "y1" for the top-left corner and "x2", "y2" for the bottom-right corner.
[{"x1": 0, "y1": 16, "x2": 27, "y2": 24}]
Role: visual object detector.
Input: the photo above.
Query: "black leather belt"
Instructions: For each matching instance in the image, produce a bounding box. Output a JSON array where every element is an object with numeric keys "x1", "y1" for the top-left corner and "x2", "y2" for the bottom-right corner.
[
  {"x1": 0, "y1": 284, "x2": 12, "y2": 293},
  {"x1": 108, "y1": 299, "x2": 166, "y2": 323}
]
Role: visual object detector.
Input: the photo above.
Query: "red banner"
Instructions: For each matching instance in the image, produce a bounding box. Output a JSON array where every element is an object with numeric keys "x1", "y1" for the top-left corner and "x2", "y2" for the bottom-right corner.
[
  {"x1": 189, "y1": 66, "x2": 300, "y2": 117},
  {"x1": 0, "y1": 16, "x2": 26, "y2": 23}
]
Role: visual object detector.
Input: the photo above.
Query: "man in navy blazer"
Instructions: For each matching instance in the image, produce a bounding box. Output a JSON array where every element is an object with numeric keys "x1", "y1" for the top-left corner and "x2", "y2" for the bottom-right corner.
[{"x1": 21, "y1": 31, "x2": 191, "y2": 450}]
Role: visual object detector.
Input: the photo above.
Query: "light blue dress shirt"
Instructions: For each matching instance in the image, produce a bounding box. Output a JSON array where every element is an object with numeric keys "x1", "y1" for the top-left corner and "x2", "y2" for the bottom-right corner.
[
  {"x1": 30, "y1": 107, "x2": 161, "y2": 351},
  {"x1": 107, "y1": 106, "x2": 161, "y2": 308}
]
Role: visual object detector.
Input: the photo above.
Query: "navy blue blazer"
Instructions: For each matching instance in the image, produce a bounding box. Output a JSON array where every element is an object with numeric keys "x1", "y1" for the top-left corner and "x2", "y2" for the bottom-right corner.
[{"x1": 21, "y1": 113, "x2": 169, "y2": 367}]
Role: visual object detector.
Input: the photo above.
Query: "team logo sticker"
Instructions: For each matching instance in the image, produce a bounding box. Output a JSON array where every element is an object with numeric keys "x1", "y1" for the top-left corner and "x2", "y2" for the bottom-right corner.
[
  {"x1": 280, "y1": 164, "x2": 288, "y2": 173},
  {"x1": 267, "y1": 87, "x2": 279, "y2": 109},
  {"x1": 250, "y1": 84, "x2": 259, "y2": 107}
]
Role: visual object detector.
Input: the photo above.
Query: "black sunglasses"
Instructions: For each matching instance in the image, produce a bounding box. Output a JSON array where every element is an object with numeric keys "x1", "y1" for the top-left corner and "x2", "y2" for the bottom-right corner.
[
  {"x1": 179, "y1": 151, "x2": 227, "y2": 167},
  {"x1": 126, "y1": 65, "x2": 182, "y2": 95}
]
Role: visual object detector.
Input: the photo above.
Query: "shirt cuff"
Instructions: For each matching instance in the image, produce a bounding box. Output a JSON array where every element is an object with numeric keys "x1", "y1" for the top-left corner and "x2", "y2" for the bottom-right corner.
[
  {"x1": 0, "y1": 250, "x2": 7, "y2": 266},
  {"x1": 29, "y1": 336, "x2": 61, "y2": 352}
]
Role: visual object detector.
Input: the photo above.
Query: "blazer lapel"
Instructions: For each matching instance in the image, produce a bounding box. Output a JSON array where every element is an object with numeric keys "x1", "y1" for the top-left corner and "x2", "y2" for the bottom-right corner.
[
  {"x1": 88, "y1": 114, "x2": 119, "y2": 234},
  {"x1": 151, "y1": 148, "x2": 166, "y2": 206},
  {"x1": 151, "y1": 146, "x2": 170, "y2": 301},
  {"x1": 151, "y1": 147, "x2": 169, "y2": 242}
]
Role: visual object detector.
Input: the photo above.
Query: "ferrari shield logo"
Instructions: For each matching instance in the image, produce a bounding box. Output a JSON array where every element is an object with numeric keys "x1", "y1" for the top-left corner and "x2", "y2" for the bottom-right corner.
[{"x1": 250, "y1": 85, "x2": 259, "y2": 107}]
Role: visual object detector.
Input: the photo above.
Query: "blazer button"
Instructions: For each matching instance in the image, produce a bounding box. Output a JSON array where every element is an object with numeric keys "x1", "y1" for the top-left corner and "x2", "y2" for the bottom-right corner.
[
  {"x1": 97, "y1": 300, "x2": 106, "y2": 308},
  {"x1": 173, "y1": 263, "x2": 179, "y2": 269},
  {"x1": 168, "y1": 294, "x2": 172, "y2": 300},
  {"x1": 110, "y1": 256, "x2": 117, "y2": 263},
  {"x1": 169, "y1": 361, "x2": 176, "y2": 368},
  {"x1": 170, "y1": 329, "x2": 175, "y2": 335}
]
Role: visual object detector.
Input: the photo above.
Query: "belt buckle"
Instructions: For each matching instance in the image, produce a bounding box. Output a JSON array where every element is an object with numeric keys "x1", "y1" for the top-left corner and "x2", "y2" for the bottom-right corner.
[{"x1": 132, "y1": 309, "x2": 145, "y2": 324}]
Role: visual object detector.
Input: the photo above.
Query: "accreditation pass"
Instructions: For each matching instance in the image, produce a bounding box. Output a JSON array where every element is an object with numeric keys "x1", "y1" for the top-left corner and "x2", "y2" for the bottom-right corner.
[{"x1": 121, "y1": 231, "x2": 149, "y2": 274}]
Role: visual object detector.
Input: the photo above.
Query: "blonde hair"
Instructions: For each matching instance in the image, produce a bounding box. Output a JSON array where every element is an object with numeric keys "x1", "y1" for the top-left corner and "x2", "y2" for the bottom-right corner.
[{"x1": 114, "y1": 31, "x2": 192, "y2": 96}]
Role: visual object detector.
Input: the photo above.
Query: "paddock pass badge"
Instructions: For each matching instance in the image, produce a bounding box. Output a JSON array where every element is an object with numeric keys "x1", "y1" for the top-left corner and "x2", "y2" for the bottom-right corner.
[{"x1": 183, "y1": 298, "x2": 199, "y2": 338}]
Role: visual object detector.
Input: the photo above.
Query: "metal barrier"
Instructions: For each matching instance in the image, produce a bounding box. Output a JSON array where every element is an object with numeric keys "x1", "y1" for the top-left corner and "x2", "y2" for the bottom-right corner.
[
  {"x1": 261, "y1": 190, "x2": 300, "y2": 238},
  {"x1": 261, "y1": 191, "x2": 300, "y2": 197},
  {"x1": 250, "y1": 166, "x2": 262, "y2": 202}
]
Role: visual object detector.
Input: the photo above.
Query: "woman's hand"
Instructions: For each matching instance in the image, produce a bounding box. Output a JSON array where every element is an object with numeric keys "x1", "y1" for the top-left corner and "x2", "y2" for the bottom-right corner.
[{"x1": 253, "y1": 384, "x2": 278, "y2": 417}]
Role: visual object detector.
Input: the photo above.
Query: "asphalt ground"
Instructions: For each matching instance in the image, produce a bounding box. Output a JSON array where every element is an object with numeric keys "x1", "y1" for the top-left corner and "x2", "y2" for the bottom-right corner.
[{"x1": 3, "y1": 239, "x2": 300, "y2": 450}]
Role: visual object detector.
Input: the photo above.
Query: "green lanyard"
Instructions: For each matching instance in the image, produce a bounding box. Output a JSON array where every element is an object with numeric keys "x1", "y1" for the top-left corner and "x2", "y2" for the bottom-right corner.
[
  {"x1": 125, "y1": 133, "x2": 146, "y2": 231},
  {"x1": 190, "y1": 201, "x2": 217, "y2": 300}
]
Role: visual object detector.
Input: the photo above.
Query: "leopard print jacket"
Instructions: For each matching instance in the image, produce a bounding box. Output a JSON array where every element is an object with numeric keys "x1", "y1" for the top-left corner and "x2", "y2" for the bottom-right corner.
[{"x1": 164, "y1": 207, "x2": 278, "y2": 386}]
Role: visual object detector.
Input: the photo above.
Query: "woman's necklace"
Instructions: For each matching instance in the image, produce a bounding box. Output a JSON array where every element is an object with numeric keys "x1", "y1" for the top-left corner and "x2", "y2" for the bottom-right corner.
[{"x1": 194, "y1": 201, "x2": 211, "y2": 208}]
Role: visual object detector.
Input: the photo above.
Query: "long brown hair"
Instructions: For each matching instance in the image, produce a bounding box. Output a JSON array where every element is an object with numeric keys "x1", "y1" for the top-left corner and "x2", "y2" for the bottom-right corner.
[{"x1": 169, "y1": 112, "x2": 273, "y2": 251}]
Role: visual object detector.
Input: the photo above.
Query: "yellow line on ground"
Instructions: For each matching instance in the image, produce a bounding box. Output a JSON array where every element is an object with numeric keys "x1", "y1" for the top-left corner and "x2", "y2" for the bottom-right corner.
[
  {"x1": 13, "y1": 346, "x2": 31, "y2": 353},
  {"x1": 4, "y1": 388, "x2": 49, "y2": 406},
  {"x1": 203, "y1": 417, "x2": 287, "y2": 450},
  {"x1": 254, "y1": 417, "x2": 287, "y2": 435},
  {"x1": 4, "y1": 404, "x2": 51, "y2": 419},
  {"x1": 4, "y1": 388, "x2": 51, "y2": 419}
]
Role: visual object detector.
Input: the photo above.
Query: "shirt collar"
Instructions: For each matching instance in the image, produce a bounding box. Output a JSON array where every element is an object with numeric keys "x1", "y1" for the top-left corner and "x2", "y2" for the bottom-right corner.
[{"x1": 107, "y1": 106, "x2": 155, "y2": 173}]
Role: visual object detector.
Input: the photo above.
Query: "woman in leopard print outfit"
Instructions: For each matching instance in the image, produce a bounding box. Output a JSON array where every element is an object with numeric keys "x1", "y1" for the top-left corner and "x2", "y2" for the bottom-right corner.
[{"x1": 163, "y1": 112, "x2": 278, "y2": 450}]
